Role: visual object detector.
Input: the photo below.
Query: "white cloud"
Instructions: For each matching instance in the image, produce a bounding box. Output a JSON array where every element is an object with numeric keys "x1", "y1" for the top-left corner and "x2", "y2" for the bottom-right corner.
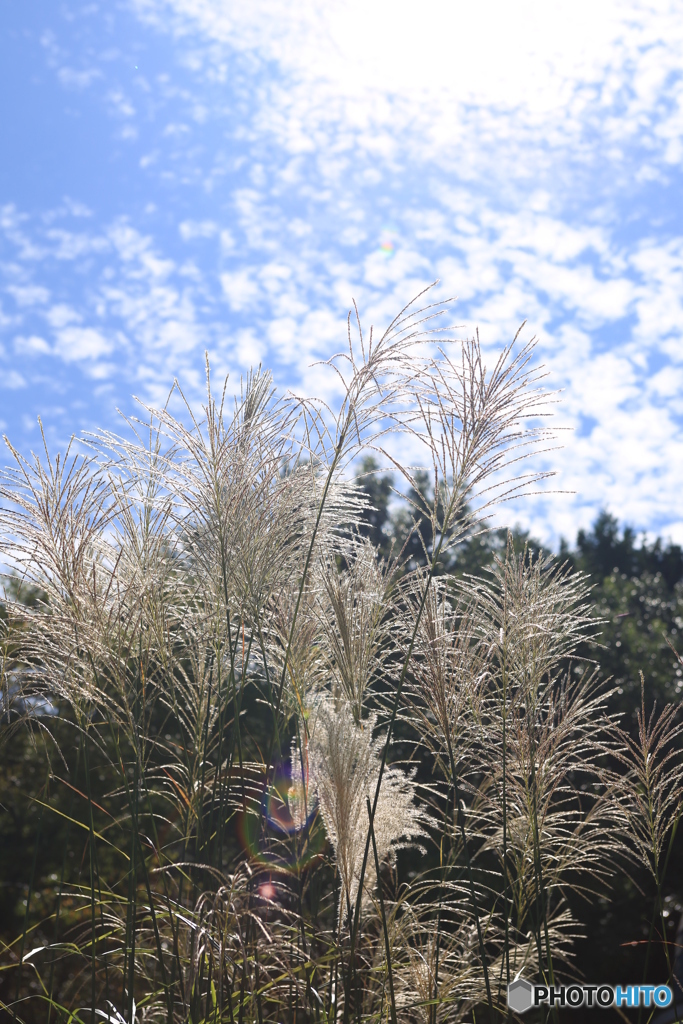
[
  {"x1": 62, "y1": 198, "x2": 93, "y2": 218},
  {"x1": 220, "y1": 269, "x2": 260, "y2": 311},
  {"x1": 106, "y1": 89, "x2": 136, "y2": 119},
  {"x1": 163, "y1": 122, "x2": 190, "y2": 137},
  {"x1": 57, "y1": 67, "x2": 103, "y2": 90},
  {"x1": 118, "y1": 124, "x2": 139, "y2": 141},
  {"x1": 46, "y1": 304, "x2": 82, "y2": 329},
  {"x1": 14, "y1": 335, "x2": 51, "y2": 356},
  {"x1": 45, "y1": 229, "x2": 109, "y2": 261},
  {"x1": 1, "y1": 370, "x2": 27, "y2": 389},
  {"x1": 86, "y1": 361, "x2": 117, "y2": 380},
  {"x1": 155, "y1": 318, "x2": 200, "y2": 353},
  {"x1": 231, "y1": 328, "x2": 264, "y2": 369},
  {"x1": 179, "y1": 220, "x2": 218, "y2": 241},
  {"x1": 6, "y1": 285, "x2": 50, "y2": 307},
  {"x1": 631, "y1": 239, "x2": 683, "y2": 351},
  {"x1": 219, "y1": 229, "x2": 235, "y2": 252},
  {"x1": 55, "y1": 327, "x2": 112, "y2": 362},
  {"x1": 648, "y1": 366, "x2": 683, "y2": 399},
  {"x1": 134, "y1": 0, "x2": 683, "y2": 167}
]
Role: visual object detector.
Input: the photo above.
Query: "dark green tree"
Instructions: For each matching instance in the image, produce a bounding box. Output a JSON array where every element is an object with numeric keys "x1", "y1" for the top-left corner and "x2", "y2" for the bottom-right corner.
[
  {"x1": 354, "y1": 456, "x2": 395, "y2": 561},
  {"x1": 560, "y1": 512, "x2": 683, "y2": 717}
]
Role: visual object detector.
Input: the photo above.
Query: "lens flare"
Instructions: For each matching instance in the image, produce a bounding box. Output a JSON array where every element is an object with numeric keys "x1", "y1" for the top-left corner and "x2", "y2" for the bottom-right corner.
[
  {"x1": 378, "y1": 226, "x2": 397, "y2": 257},
  {"x1": 236, "y1": 762, "x2": 325, "y2": 873},
  {"x1": 259, "y1": 880, "x2": 277, "y2": 901}
]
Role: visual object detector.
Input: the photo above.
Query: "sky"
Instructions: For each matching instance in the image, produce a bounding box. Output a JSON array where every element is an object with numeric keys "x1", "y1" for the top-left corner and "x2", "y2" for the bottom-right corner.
[{"x1": 1, "y1": 0, "x2": 683, "y2": 546}]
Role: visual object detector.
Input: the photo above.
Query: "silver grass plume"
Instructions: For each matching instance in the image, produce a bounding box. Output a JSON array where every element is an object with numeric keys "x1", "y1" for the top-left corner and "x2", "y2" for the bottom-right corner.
[
  {"x1": 382, "y1": 328, "x2": 556, "y2": 570},
  {"x1": 467, "y1": 542, "x2": 616, "y2": 974},
  {"x1": 289, "y1": 697, "x2": 427, "y2": 921},
  {"x1": 319, "y1": 538, "x2": 396, "y2": 723},
  {"x1": 393, "y1": 904, "x2": 490, "y2": 1023},
  {"x1": 266, "y1": 580, "x2": 327, "y2": 724},
  {"x1": 401, "y1": 573, "x2": 487, "y2": 783},
  {"x1": 614, "y1": 678, "x2": 683, "y2": 885}
]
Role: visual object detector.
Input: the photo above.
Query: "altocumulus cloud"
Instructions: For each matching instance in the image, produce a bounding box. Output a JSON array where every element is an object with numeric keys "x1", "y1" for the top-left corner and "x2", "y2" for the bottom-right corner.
[{"x1": 0, "y1": 0, "x2": 682, "y2": 543}]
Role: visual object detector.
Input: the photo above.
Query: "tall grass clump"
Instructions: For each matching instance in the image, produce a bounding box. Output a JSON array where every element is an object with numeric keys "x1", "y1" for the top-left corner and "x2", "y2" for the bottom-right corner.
[{"x1": 1, "y1": 288, "x2": 680, "y2": 1023}]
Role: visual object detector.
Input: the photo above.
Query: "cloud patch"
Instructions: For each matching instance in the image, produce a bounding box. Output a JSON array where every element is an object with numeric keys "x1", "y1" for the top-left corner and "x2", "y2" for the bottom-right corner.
[{"x1": 55, "y1": 327, "x2": 112, "y2": 362}]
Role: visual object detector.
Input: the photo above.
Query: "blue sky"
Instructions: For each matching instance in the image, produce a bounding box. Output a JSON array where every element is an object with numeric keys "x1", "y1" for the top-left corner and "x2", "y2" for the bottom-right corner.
[{"x1": 1, "y1": 0, "x2": 683, "y2": 546}]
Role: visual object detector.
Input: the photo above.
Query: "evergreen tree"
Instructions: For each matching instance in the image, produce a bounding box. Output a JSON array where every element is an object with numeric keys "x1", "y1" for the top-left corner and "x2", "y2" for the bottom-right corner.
[{"x1": 562, "y1": 512, "x2": 683, "y2": 715}]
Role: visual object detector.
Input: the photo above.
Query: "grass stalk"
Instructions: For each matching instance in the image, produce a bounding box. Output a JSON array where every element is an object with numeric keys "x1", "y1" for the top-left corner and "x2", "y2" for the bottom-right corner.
[
  {"x1": 13, "y1": 786, "x2": 44, "y2": 1020},
  {"x1": 366, "y1": 798, "x2": 397, "y2": 1024}
]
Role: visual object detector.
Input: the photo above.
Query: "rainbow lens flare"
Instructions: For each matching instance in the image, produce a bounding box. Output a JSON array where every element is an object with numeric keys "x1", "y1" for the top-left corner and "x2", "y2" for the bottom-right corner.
[
  {"x1": 378, "y1": 227, "x2": 398, "y2": 257},
  {"x1": 236, "y1": 761, "x2": 326, "y2": 874}
]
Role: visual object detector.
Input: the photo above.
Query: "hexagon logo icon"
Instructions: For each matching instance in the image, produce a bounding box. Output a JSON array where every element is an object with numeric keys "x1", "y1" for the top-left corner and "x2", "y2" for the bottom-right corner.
[{"x1": 507, "y1": 977, "x2": 534, "y2": 1014}]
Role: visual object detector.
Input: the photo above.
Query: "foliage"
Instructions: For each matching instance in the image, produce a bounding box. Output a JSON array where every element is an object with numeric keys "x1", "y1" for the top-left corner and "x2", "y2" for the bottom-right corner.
[{"x1": 562, "y1": 512, "x2": 683, "y2": 716}]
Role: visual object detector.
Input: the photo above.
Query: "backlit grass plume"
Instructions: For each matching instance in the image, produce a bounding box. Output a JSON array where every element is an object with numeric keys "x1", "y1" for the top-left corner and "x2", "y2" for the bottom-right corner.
[{"x1": 0, "y1": 287, "x2": 642, "y2": 1024}]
